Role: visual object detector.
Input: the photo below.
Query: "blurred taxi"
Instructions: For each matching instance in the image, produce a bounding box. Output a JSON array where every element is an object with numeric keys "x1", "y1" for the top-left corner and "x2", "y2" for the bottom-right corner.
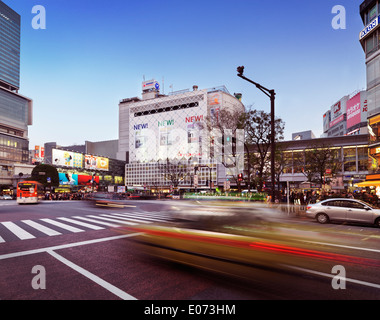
[
  {"x1": 86, "y1": 192, "x2": 126, "y2": 208},
  {"x1": 121, "y1": 203, "x2": 380, "y2": 281}
]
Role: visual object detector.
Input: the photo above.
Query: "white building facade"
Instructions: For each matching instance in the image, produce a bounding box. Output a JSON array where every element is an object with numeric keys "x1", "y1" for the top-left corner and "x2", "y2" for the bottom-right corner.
[{"x1": 117, "y1": 82, "x2": 245, "y2": 190}]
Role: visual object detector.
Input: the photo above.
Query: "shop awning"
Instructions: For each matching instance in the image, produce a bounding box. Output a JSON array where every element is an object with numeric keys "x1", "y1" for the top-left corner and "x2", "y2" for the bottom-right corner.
[{"x1": 355, "y1": 180, "x2": 380, "y2": 187}]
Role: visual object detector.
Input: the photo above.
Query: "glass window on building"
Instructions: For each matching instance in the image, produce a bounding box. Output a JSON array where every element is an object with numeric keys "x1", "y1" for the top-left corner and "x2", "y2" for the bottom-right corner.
[
  {"x1": 369, "y1": 147, "x2": 380, "y2": 173},
  {"x1": 368, "y1": 4, "x2": 378, "y2": 24},
  {"x1": 369, "y1": 115, "x2": 380, "y2": 144},
  {"x1": 366, "y1": 32, "x2": 378, "y2": 56},
  {"x1": 292, "y1": 151, "x2": 304, "y2": 173},
  {"x1": 343, "y1": 147, "x2": 356, "y2": 172},
  {"x1": 282, "y1": 152, "x2": 293, "y2": 174},
  {"x1": 357, "y1": 147, "x2": 368, "y2": 171}
]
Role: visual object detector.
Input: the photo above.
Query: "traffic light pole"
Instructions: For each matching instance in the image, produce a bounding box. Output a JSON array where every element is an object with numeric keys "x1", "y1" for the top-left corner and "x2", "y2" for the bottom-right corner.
[{"x1": 237, "y1": 66, "x2": 276, "y2": 203}]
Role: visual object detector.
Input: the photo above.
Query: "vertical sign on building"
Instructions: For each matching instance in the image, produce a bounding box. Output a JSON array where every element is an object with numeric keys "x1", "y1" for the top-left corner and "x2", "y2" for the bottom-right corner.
[{"x1": 346, "y1": 93, "x2": 361, "y2": 129}]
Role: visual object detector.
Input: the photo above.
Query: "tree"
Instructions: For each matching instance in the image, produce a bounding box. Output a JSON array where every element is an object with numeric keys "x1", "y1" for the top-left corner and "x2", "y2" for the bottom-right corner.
[
  {"x1": 274, "y1": 142, "x2": 291, "y2": 192},
  {"x1": 203, "y1": 106, "x2": 285, "y2": 192},
  {"x1": 30, "y1": 164, "x2": 59, "y2": 190},
  {"x1": 203, "y1": 107, "x2": 245, "y2": 191},
  {"x1": 241, "y1": 108, "x2": 285, "y2": 192},
  {"x1": 158, "y1": 158, "x2": 191, "y2": 192},
  {"x1": 294, "y1": 143, "x2": 342, "y2": 186}
]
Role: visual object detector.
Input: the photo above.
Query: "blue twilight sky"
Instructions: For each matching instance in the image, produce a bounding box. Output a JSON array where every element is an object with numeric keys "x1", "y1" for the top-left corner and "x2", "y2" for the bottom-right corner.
[{"x1": 3, "y1": 0, "x2": 367, "y2": 148}]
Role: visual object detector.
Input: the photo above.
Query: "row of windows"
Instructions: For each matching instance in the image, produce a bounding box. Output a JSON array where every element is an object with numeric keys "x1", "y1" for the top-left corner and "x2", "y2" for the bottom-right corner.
[
  {"x1": 0, "y1": 90, "x2": 28, "y2": 123},
  {"x1": 134, "y1": 102, "x2": 199, "y2": 118},
  {"x1": 281, "y1": 147, "x2": 368, "y2": 174},
  {"x1": 364, "y1": 2, "x2": 380, "y2": 25}
]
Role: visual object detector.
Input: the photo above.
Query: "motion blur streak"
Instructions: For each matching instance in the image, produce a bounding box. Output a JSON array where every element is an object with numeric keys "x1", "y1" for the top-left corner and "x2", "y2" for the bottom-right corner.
[
  {"x1": 124, "y1": 226, "x2": 380, "y2": 268},
  {"x1": 249, "y1": 242, "x2": 380, "y2": 267}
]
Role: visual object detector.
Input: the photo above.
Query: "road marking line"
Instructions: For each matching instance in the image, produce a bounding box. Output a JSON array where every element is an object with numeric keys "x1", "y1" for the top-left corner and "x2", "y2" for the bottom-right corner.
[
  {"x1": 72, "y1": 216, "x2": 121, "y2": 227},
  {"x1": 284, "y1": 265, "x2": 380, "y2": 290},
  {"x1": 0, "y1": 233, "x2": 142, "y2": 260},
  {"x1": 47, "y1": 250, "x2": 137, "y2": 300},
  {"x1": 86, "y1": 215, "x2": 137, "y2": 225},
  {"x1": 115, "y1": 212, "x2": 168, "y2": 222},
  {"x1": 57, "y1": 217, "x2": 104, "y2": 230},
  {"x1": 107, "y1": 213, "x2": 151, "y2": 224},
  {"x1": 1, "y1": 221, "x2": 35, "y2": 240},
  {"x1": 41, "y1": 219, "x2": 84, "y2": 233},
  {"x1": 22, "y1": 220, "x2": 62, "y2": 236},
  {"x1": 0, "y1": 235, "x2": 5, "y2": 243}
]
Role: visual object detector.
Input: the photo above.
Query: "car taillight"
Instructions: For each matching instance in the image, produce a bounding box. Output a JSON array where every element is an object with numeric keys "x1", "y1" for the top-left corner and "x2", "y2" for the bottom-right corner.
[{"x1": 306, "y1": 206, "x2": 312, "y2": 210}]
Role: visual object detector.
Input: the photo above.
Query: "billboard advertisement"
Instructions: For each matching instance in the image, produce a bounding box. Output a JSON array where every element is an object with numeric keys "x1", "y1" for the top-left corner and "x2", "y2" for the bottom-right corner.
[
  {"x1": 59, "y1": 172, "x2": 100, "y2": 186},
  {"x1": 346, "y1": 93, "x2": 361, "y2": 129},
  {"x1": 330, "y1": 96, "x2": 348, "y2": 122},
  {"x1": 53, "y1": 149, "x2": 83, "y2": 168},
  {"x1": 84, "y1": 154, "x2": 109, "y2": 171}
]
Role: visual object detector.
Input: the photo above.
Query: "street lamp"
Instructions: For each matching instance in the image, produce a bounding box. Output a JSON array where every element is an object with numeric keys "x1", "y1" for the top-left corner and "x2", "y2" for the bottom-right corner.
[{"x1": 237, "y1": 66, "x2": 276, "y2": 203}]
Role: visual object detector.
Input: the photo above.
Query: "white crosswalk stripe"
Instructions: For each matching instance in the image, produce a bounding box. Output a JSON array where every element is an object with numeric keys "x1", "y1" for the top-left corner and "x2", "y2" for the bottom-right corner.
[
  {"x1": 40, "y1": 219, "x2": 84, "y2": 233},
  {"x1": 101, "y1": 213, "x2": 152, "y2": 224},
  {"x1": 72, "y1": 216, "x2": 121, "y2": 228},
  {"x1": 110, "y1": 212, "x2": 169, "y2": 222},
  {"x1": 86, "y1": 215, "x2": 138, "y2": 226},
  {"x1": 57, "y1": 217, "x2": 105, "y2": 230},
  {"x1": 22, "y1": 220, "x2": 62, "y2": 236},
  {"x1": 1, "y1": 221, "x2": 35, "y2": 240},
  {"x1": 0, "y1": 211, "x2": 170, "y2": 243}
]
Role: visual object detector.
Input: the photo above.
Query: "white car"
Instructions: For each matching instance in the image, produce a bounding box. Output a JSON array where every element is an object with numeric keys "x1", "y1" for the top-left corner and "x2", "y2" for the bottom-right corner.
[
  {"x1": 306, "y1": 198, "x2": 380, "y2": 227},
  {"x1": 0, "y1": 194, "x2": 12, "y2": 200}
]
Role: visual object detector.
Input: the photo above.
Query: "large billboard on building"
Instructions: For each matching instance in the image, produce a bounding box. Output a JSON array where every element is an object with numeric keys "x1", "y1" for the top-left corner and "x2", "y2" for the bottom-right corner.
[
  {"x1": 52, "y1": 149, "x2": 109, "y2": 171},
  {"x1": 84, "y1": 154, "x2": 109, "y2": 171},
  {"x1": 346, "y1": 93, "x2": 361, "y2": 129},
  {"x1": 52, "y1": 149, "x2": 83, "y2": 168},
  {"x1": 58, "y1": 172, "x2": 100, "y2": 186},
  {"x1": 346, "y1": 91, "x2": 368, "y2": 130}
]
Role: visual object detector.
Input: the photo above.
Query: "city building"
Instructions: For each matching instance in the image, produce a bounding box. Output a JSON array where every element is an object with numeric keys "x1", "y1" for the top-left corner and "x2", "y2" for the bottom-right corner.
[
  {"x1": 38, "y1": 142, "x2": 125, "y2": 193},
  {"x1": 279, "y1": 134, "x2": 368, "y2": 191},
  {"x1": 360, "y1": 0, "x2": 380, "y2": 176},
  {"x1": 292, "y1": 130, "x2": 316, "y2": 140},
  {"x1": 322, "y1": 90, "x2": 368, "y2": 138},
  {"x1": 0, "y1": 1, "x2": 33, "y2": 194},
  {"x1": 0, "y1": 0, "x2": 20, "y2": 92},
  {"x1": 118, "y1": 81, "x2": 245, "y2": 190}
]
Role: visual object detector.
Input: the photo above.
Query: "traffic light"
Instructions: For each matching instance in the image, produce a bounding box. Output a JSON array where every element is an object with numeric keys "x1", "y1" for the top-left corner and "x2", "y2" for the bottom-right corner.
[
  {"x1": 238, "y1": 173, "x2": 243, "y2": 182},
  {"x1": 237, "y1": 66, "x2": 244, "y2": 76}
]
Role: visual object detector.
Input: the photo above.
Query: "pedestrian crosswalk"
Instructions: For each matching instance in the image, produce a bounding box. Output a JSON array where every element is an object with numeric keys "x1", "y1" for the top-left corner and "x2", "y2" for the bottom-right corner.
[{"x1": 0, "y1": 211, "x2": 171, "y2": 243}]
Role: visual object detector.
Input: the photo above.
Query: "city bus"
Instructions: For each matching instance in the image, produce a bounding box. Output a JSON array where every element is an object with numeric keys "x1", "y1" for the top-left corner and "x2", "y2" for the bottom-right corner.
[{"x1": 17, "y1": 181, "x2": 44, "y2": 204}]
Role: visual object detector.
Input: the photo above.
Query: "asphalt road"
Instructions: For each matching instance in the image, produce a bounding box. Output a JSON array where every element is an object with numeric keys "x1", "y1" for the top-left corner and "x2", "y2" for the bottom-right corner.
[{"x1": 0, "y1": 198, "x2": 380, "y2": 302}]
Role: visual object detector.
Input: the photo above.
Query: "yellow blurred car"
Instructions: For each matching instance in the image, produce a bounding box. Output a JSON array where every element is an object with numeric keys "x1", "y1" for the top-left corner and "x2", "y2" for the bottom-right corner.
[{"x1": 121, "y1": 205, "x2": 380, "y2": 282}]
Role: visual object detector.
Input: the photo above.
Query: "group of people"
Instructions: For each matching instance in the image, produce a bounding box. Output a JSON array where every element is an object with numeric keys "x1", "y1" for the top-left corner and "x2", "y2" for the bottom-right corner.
[
  {"x1": 44, "y1": 192, "x2": 85, "y2": 201},
  {"x1": 286, "y1": 189, "x2": 379, "y2": 207}
]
